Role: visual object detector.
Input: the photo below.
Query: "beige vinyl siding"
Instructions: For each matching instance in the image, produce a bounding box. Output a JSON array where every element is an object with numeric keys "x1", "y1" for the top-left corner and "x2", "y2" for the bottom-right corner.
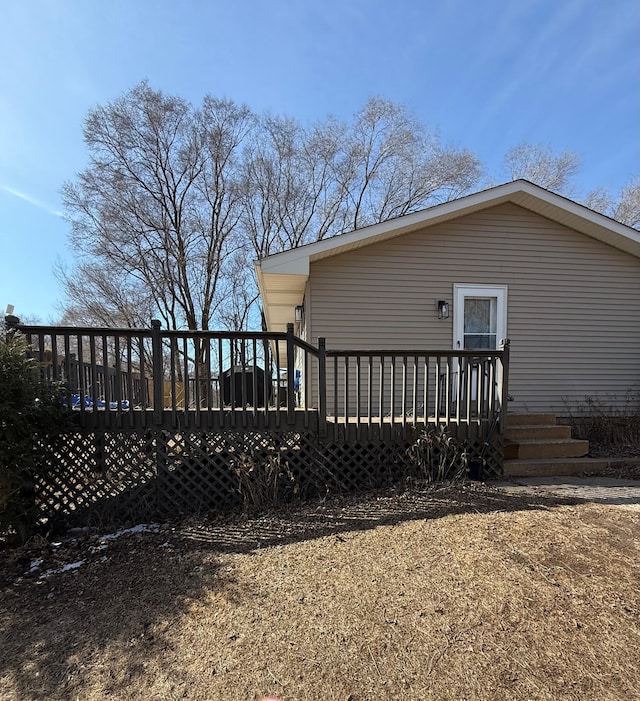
[{"x1": 307, "y1": 203, "x2": 640, "y2": 415}]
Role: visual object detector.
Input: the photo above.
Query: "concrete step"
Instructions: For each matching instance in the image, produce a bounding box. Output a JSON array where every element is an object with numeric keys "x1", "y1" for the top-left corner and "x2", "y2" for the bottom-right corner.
[
  {"x1": 504, "y1": 457, "x2": 614, "y2": 478},
  {"x1": 505, "y1": 424, "x2": 572, "y2": 441},
  {"x1": 507, "y1": 413, "x2": 557, "y2": 426},
  {"x1": 504, "y1": 438, "x2": 589, "y2": 461}
]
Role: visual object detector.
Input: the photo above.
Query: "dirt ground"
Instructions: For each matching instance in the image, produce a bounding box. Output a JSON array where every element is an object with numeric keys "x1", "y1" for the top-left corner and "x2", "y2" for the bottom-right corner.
[{"x1": 1, "y1": 482, "x2": 639, "y2": 701}]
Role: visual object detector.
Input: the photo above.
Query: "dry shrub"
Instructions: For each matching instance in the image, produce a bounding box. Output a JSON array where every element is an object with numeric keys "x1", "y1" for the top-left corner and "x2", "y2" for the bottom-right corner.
[
  {"x1": 563, "y1": 393, "x2": 640, "y2": 451},
  {"x1": 407, "y1": 426, "x2": 469, "y2": 482},
  {"x1": 233, "y1": 450, "x2": 299, "y2": 508}
]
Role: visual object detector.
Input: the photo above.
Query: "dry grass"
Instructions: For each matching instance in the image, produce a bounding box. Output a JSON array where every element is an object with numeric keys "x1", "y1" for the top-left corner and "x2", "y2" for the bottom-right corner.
[{"x1": 1, "y1": 483, "x2": 639, "y2": 701}]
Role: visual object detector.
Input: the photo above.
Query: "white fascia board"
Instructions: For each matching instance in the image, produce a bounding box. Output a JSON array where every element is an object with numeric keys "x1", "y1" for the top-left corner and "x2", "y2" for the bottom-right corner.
[{"x1": 258, "y1": 250, "x2": 310, "y2": 276}]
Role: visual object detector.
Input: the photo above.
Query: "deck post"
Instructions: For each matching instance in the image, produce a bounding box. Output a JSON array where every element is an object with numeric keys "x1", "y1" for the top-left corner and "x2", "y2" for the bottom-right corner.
[
  {"x1": 499, "y1": 338, "x2": 511, "y2": 434},
  {"x1": 151, "y1": 319, "x2": 164, "y2": 425},
  {"x1": 286, "y1": 323, "x2": 295, "y2": 424},
  {"x1": 317, "y1": 337, "x2": 327, "y2": 438}
]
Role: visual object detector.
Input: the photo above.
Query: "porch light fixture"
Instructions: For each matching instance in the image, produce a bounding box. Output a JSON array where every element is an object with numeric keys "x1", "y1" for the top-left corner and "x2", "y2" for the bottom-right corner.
[
  {"x1": 294, "y1": 305, "x2": 304, "y2": 323},
  {"x1": 437, "y1": 300, "x2": 450, "y2": 319}
]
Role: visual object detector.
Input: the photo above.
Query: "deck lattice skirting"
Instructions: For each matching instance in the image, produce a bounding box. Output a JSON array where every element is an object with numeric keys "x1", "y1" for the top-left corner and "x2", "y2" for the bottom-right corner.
[{"x1": 12, "y1": 320, "x2": 509, "y2": 527}]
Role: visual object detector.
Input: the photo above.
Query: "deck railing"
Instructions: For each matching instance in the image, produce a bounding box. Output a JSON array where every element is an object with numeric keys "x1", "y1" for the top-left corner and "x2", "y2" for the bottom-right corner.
[
  {"x1": 326, "y1": 342, "x2": 510, "y2": 438},
  {"x1": 9, "y1": 317, "x2": 509, "y2": 438},
  {"x1": 13, "y1": 320, "x2": 325, "y2": 432}
]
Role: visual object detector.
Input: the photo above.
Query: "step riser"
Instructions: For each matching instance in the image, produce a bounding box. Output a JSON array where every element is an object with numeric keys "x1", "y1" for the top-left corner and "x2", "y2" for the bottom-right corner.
[
  {"x1": 507, "y1": 413, "x2": 557, "y2": 426},
  {"x1": 504, "y1": 440, "x2": 589, "y2": 460},
  {"x1": 504, "y1": 461, "x2": 595, "y2": 478},
  {"x1": 503, "y1": 458, "x2": 640, "y2": 478},
  {"x1": 505, "y1": 426, "x2": 572, "y2": 441}
]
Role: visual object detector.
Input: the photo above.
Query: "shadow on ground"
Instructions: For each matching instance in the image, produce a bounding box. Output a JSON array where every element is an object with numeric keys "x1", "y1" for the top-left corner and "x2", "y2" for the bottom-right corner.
[{"x1": 0, "y1": 482, "x2": 595, "y2": 701}]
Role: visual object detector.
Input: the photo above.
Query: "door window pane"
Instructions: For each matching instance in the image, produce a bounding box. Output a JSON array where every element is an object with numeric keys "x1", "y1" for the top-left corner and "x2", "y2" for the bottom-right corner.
[
  {"x1": 464, "y1": 334, "x2": 497, "y2": 350},
  {"x1": 463, "y1": 297, "x2": 497, "y2": 350}
]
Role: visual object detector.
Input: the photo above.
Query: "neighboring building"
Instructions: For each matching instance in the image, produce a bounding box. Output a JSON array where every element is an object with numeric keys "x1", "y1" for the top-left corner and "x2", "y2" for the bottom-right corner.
[{"x1": 256, "y1": 180, "x2": 640, "y2": 416}]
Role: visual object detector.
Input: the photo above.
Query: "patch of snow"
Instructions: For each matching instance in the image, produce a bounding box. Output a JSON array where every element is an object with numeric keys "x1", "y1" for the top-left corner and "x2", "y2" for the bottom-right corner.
[
  {"x1": 28, "y1": 558, "x2": 43, "y2": 573},
  {"x1": 97, "y1": 523, "x2": 160, "y2": 543},
  {"x1": 39, "y1": 559, "x2": 86, "y2": 578}
]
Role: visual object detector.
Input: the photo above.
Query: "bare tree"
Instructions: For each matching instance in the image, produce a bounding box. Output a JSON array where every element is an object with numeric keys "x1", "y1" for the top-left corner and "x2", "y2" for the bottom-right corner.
[
  {"x1": 585, "y1": 176, "x2": 640, "y2": 229},
  {"x1": 216, "y1": 249, "x2": 261, "y2": 332},
  {"x1": 241, "y1": 98, "x2": 483, "y2": 258},
  {"x1": 334, "y1": 98, "x2": 481, "y2": 232},
  {"x1": 59, "y1": 88, "x2": 483, "y2": 331},
  {"x1": 61, "y1": 82, "x2": 254, "y2": 331},
  {"x1": 240, "y1": 114, "x2": 349, "y2": 256},
  {"x1": 503, "y1": 142, "x2": 580, "y2": 195},
  {"x1": 55, "y1": 260, "x2": 155, "y2": 328}
]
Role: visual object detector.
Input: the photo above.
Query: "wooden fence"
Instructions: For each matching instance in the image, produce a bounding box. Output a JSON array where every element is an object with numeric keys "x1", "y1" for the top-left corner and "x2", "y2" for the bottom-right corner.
[{"x1": 8, "y1": 318, "x2": 510, "y2": 526}]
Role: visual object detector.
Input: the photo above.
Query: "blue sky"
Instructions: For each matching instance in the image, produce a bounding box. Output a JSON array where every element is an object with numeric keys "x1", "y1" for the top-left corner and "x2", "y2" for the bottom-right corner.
[{"x1": 1, "y1": 0, "x2": 638, "y2": 322}]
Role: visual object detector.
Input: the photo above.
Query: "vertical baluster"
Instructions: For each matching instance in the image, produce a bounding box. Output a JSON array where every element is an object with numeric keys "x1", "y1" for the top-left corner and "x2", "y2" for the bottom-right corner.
[
  {"x1": 126, "y1": 334, "x2": 134, "y2": 428},
  {"x1": 456, "y1": 354, "x2": 463, "y2": 427},
  {"x1": 465, "y1": 357, "x2": 473, "y2": 429},
  {"x1": 425, "y1": 356, "x2": 431, "y2": 425},
  {"x1": 412, "y1": 355, "x2": 418, "y2": 428},
  {"x1": 286, "y1": 324, "x2": 294, "y2": 425},
  {"x1": 77, "y1": 334, "x2": 86, "y2": 423},
  {"x1": 252, "y1": 338, "x2": 258, "y2": 424},
  {"x1": 355, "y1": 355, "x2": 361, "y2": 430},
  {"x1": 114, "y1": 334, "x2": 123, "y2": 421},
  {"x1": 379, "y1": 355, "x2": 384, "y2": 426},
  {"x1": 434, "y1": 356, "x2": 441, "y2": 425},
  {"x1": 344, "y1": 355, "x2": 349, "y2": 423},
  {"x1": 218, "y1": 337, "x2": 224, "y2": 422},
  {"x1": 193, "y1": 337, "x2": 200, "y2": 417},
  {"x1": 241, "y1": 338, "x2": 247, "y2": 428},
  {"x1": 169, "y1": 335, "x2": 177, "y2": 420},
  {"x1": 274, "y1": 338, "x2": 281, "y2": 428},
  {"x1": 390, "y1": 356, "x2": 395, "y2": 425},
  {"x1": 262, "y1": 337, "x2": 271, "y2": 428},
  {"x1": 499, "y1": 340, "x2": 510, "y2": 434},
  {"x1": 303, "y1": 347, "x2": 310, "y2": 429},
  {"x1": 151, "y1": 320, "x2": 163, "y2": 426},
  {"x1": 402, "y1": 355, "x2": 407, "y2": 428},
  {"x1": 333, "y1": 355, "x2": 338, "y2": 423},
  {"x1": 367, "y1": 355, "x2": 373, "y2": 426},
  {"x1": 138, "y1": 333, "x2": 148, "y2": 427},
  {"x1": 317, "y1": 338, "x2": 327, "y2": 438},
  {"x1": 205, "y1": 336, "x2": 212, "y2": 419}
]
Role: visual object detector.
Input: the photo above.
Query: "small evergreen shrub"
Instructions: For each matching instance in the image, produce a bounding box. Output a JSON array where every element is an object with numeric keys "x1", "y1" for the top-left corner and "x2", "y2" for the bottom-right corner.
[{"x1": 0, "y1": 328, "x2": 72, "y2": 542}]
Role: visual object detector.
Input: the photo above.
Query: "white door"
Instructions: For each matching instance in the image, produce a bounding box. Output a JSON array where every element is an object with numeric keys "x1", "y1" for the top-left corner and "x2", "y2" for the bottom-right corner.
[
  {"x1": 454, "y1": 285, "x2": 507, "y2": 351},
  {"x1": 448, "y1": 285, "x2": 507, "y2": 407}
]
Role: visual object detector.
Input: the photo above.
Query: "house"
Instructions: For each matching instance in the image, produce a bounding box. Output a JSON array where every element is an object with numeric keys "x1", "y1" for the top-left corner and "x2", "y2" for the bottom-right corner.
[{"x1": 255, "y1": 180, "x2": 640, "y2": 419}]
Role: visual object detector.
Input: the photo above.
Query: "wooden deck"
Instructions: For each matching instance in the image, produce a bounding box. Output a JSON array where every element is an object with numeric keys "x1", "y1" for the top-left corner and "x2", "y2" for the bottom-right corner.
[{"x1": 7, "y1": 317, "x2": 510, "y2": 525}]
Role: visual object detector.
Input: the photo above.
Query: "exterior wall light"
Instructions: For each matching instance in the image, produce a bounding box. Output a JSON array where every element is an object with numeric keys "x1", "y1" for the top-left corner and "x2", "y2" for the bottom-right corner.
[
  {"x1": 294, "y1": 305, "x2": 304, "y2": 323},
  {"x1": 437, "y1": 300, "x2": 450, "y2": 319}
]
